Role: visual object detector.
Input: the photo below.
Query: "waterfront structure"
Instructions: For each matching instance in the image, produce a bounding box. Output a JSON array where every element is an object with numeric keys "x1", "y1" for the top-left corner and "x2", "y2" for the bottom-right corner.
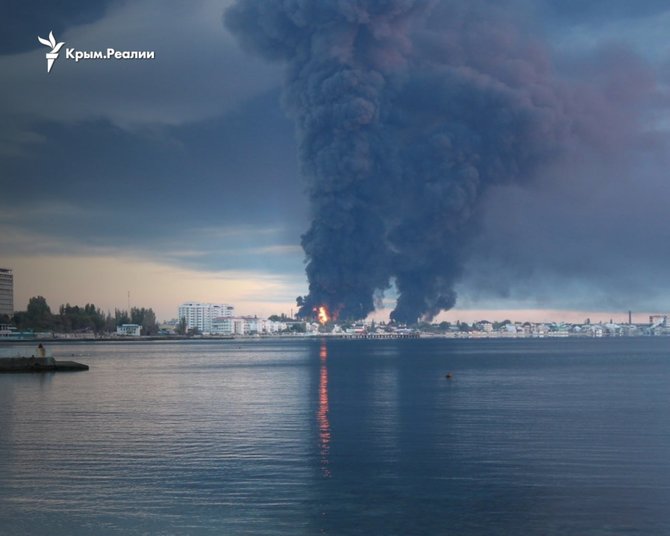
[
  {"x1": 0, "y1": 324, "x2": 17, "y2": 337},
  {"x1": 210, "y1": 316, "x2": 299, "y2": 336},
  {"x1": 178, "y1": 302, "x2": 235, "y2": 334},
  {"x1": 210, "y1": 316, "x2": 235, "y2": 335},
  {"x1": 117, "y1": 324, "x2": 142, "y2": 336},
  {"x1": 649, "y1": 315, "x2": 667, "y2": 328},
  {"x1": 0, "y1": 268, "x2": 13, "y2": 316},
  {"x1": 211, "y1": 316, "x2": 272, "y2": 335}
]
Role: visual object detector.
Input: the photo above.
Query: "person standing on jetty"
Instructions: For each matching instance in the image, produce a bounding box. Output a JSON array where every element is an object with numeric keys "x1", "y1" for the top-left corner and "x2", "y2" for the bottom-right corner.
[{"x1": 37, "y1": 343, "x2": 46, "y2": 358}]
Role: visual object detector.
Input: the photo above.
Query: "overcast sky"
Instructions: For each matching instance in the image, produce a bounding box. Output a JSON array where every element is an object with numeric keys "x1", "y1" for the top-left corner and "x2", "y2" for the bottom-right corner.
[{"x1": 2, "y1": 0, "x2": 670, "y2": 322}]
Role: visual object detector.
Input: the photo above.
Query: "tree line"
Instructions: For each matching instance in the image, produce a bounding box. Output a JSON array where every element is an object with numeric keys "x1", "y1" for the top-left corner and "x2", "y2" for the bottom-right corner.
[{"x1": 0, "y1": 296, "x2": 159, "y2": 335}]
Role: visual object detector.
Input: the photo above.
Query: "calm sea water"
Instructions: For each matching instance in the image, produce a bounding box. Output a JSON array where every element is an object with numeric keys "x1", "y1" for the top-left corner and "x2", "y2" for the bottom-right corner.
[{"x1": 1, "y1": 337, "x2": 670, "y2": 535}]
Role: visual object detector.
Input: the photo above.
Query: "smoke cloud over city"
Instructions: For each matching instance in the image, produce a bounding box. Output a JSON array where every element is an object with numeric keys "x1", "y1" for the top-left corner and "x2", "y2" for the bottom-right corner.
[{"x1": 225, "y1": 0, "x2": 648, "y2": 322}]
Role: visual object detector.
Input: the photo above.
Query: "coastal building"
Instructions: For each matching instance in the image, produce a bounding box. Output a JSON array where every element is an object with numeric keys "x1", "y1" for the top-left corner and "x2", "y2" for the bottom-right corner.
[
  {"x1": 178, "y1": 302, "x2": 235, "y2": 334},
  {"x1": 210, "y1": 316, "x2": 235, "y2": 335},
  {"x1": 210, "y1": 316, "x2": 293, "y2": 336},
  {"x1": 0, "y1": 324, "x2": 17, "y2": 337},
  {"x1": 116, "y1": 324, "x2": 142, "y2": 336},
  {"x1": 649, "y1": 315, "x2": 668, "y2": 328},
  {"x1": 0, "y1": 268, "x2": 13, "y2": 316}
]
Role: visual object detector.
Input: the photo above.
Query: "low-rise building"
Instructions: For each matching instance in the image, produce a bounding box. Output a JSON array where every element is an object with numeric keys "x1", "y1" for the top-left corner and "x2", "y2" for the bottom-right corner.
[
  {"x1": 117, "y1": 324, "x2": 141, "y2": 336},
  {"x1": 210, "y1": 316, "x2": 302, "y2": 336}
]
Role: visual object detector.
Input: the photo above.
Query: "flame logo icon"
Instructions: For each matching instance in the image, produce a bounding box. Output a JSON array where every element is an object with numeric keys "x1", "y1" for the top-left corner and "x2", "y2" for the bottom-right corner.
[{"x1": 38, "y1": 31, "x2": 65, "y2": 73}]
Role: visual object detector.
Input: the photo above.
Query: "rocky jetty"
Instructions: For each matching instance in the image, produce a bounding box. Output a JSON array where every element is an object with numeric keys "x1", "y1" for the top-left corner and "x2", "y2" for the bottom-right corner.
[{"x1": 0, "y1": 357, "x2": 88, "y2": 373}]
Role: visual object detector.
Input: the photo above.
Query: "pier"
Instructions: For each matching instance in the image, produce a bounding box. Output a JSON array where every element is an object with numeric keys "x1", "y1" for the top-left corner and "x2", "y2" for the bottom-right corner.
[
  {"x1": 334, "y1": 332, "x2": 420, "y2": 340},
  {"x1": 0, "y1": 357, "x2": 88, "y2": 373}
]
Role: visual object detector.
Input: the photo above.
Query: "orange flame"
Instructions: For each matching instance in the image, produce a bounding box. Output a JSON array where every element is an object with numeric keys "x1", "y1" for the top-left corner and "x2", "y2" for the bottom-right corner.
[{"x1": 317, "y1": 306, "x2": 330, "y2": 325}]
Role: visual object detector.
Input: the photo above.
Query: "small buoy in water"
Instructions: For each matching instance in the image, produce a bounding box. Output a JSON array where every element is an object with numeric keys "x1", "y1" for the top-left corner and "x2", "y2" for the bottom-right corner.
[{"x1": 445, "y1": 372, "x2": 453, "y2": 380}]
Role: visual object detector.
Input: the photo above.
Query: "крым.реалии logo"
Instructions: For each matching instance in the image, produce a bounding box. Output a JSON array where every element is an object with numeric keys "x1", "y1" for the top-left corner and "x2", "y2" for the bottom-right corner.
[{"x1": 38, "y1": 31, "x2": 65, "y2": 73}]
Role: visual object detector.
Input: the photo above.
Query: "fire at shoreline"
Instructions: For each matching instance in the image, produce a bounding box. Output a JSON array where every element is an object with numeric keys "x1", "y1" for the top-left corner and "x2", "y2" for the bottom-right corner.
[{"x1": 316, "y1": 306, "x2": 330, "y2": 325}]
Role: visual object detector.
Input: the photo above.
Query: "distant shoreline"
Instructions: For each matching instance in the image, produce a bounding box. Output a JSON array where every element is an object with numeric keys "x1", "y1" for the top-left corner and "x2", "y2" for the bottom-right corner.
[
  {"x1": 0, "y1": 336, "x2": 237, "y2": 344},
  {"x1": 0, "y1": 334, "x2": 335, "y2": 344},
  {"x1": 0, "y1": 332, "x2": 664, "y2": 345}
]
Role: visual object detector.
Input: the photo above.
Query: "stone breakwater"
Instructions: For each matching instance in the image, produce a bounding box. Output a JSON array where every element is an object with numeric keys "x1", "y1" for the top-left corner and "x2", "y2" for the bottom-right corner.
[{"x1": 0, "y1": 357, "x2": 88, "y2": 373}]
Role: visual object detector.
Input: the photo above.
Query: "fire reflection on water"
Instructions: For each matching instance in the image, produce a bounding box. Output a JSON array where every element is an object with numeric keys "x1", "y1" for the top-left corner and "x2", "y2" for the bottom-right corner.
[{"x1": 318, "y1": 341, "x2": 331, "y2": 478}]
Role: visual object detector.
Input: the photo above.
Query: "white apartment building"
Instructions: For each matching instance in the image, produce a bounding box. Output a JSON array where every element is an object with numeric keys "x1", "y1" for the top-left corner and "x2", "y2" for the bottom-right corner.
[
  {"x1": 211, "y1": 316, "x2": 290, "y2": 336},
  {"x1": 210, "y1": 316, "x2": 236, "y2": 335},
  {"x1": 178, "y1": 302, "x2": 235, "y2": 334},
  {"x1": 0, "y1": 268, "x2": 13, "y2": 316}
]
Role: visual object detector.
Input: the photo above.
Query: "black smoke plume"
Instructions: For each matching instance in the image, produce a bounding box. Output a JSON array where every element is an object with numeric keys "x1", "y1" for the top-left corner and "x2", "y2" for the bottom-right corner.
[{"x1": 225, "y1": 1, "x2": 580, "y2": 323}]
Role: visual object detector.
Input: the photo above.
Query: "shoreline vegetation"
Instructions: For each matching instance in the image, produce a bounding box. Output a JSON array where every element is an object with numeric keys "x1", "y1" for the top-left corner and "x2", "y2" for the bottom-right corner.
[{"x1": 0, "y1": 296, "x2": 160, "y2": 336}]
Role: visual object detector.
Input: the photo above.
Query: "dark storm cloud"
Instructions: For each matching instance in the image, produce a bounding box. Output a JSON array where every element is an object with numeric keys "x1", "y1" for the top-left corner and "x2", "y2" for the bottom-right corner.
[
  {"x1": 0, "y1": 0, "x2": 113, "y2": 54},
  {"x1": 1, "y1": 0, "x2": 282, "y2": 128},
  {"x1": 0, "y1": 89, "x2": 306, "y2": 273},
  {"x1": 225, "y1": 0, "x2": 667, "y2": 322},
  {"x1": 1, "y1": 1, "x2": 307, "y2": 277}
]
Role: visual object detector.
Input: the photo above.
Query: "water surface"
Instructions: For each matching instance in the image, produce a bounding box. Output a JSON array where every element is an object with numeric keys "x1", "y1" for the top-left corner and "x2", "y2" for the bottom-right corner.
[{"x1": 1, "y1": 337, "x2": 669, "y2": 534}]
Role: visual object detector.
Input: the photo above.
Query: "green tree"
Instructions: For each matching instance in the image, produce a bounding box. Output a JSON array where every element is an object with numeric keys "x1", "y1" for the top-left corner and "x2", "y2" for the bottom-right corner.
[
  {"x1": 25, "y1": 296, "x2": 54, "y2": 331},
  {"x1": 493, "y1": 319, "x2": 511, "y2": 331},
  {"x1": 115, "y1": 309, "x2": 130, "y2": 325},
  {"x1": 129, "y1": 307, "x2": 158, "y2": 335},
  {"x1": 104, "y1": 312, "x2": 116, "y2": 333},
  {"x1": 57, "y1": 303, "x2": 106, "y2": 333},
  {"x1": 112, "y1": 307, "x2": 158, "y2": 335},
  {"x1": 140, "y1": 308, "x2": 158, "y2": 336}
]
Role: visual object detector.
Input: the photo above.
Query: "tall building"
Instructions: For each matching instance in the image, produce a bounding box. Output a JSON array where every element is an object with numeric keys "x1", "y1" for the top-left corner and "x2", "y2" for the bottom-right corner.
[
  {"x1": 178, "y1": 302, "x2": 234, "y2": 334},
  {"x1": 0, "y1": 268, "x2": 13, "y2": 316}
]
